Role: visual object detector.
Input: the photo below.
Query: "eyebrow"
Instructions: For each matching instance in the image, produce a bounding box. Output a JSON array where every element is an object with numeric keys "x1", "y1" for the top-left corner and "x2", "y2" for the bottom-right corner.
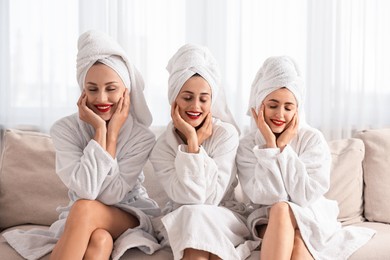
[
  {"x1": 85, "y1": 81, "x2": 119, "y2": 86},
  {"x1": 267, "y1": 99, "x2": 296, "y2": 105},
  {"x1": 181, "y1": 90, "x2": 211, "y2": 96}
]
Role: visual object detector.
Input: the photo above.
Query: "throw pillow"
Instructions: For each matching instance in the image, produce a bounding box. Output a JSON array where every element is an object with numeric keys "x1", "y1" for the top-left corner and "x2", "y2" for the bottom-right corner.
[
  {"x1": 0, "y1": 129, "x2": 68, "y2": 230},
  {"x1": 325, "y1": 138, "x2": 365, "y2": 225},
  {"x1": 354, "y1": 128, "x2": 390, "y2": 224}
]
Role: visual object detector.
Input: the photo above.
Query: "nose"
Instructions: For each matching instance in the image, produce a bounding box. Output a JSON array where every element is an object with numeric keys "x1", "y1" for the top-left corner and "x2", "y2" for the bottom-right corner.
[
  {"x1": 96, "y1": 90, "x2": 108, "y2": 103},
  {"x1": 275, "y1": 107, "x2": 284, "y2": 118},
  {"x1": 190, "y1": 98, "x2": 201, "y2": 109}
]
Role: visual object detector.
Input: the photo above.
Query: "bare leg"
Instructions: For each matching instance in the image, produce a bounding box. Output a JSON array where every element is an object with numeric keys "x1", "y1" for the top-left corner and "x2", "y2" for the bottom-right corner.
[
  {"x1": 183, "y1": 248, "x2": 209, "y2": 260},
  {"x1": 50, "y1": 199, "x2": 139, "y2": 260},
  {"x1": 83, "y1": 229, "x2": 113, "y2": 260},
  {"x1": 291, "y1": 230, "x2": 313, "y2": 260},
  {"x1": 183, "y1": 248, "x2": 219, "y2": 260},
  {"x1": 259, "y1": 202, "x2": 296, "y2": 260}
]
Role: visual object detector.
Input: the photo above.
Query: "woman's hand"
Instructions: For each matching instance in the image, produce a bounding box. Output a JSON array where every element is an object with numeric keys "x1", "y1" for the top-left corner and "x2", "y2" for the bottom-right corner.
[
  {"x1": 107, "y1": 88, "x2": 130, "y2": 138},
  {"x1": 171, "y1": 102, "x2": 198, "y2": 152},
  {"x1": 106, "y1": 88, "x2": 130, "y2": 158},
  {"x1": 171, "y1": 102, "x2": 197, "y2": 141},
  {"x1": 77, "y1": 91, "x2": 105, "y2": 130},
  {"x1": 252, "y1": 104, "x2": 276, "y2": 148},
  {"x1": 196, "y1": 112, "x2": 213, "y2": 146},
  {"x1": 277, "y1": 112, "x2": 299, "y2": 150}
]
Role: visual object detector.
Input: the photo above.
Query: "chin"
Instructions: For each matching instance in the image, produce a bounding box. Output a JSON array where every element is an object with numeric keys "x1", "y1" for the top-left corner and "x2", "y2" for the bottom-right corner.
[
  {"x1": 271, "y1": 128, "x2": 285, "y2": 134},
  {"x1": 188, "y1": 122, "x2": 200, "y2": 128},
  {"x1": 99, "y1": 114, "x2": 112, "y2": 122}
]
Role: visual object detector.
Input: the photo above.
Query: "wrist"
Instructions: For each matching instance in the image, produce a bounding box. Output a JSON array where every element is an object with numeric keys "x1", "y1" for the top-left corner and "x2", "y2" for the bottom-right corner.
[
  {"x1": 266, "y1": 142, "x2": 277, "y2": 148},
  {"x1": 95, "y1": 125, "x2": 107, "y2": 137},
  {"x1": 187, "y1": 137, "x2": 200, "y2": 153}
]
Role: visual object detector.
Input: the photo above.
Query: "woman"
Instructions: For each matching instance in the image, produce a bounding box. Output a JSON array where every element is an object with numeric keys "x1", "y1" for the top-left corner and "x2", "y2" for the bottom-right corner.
[
  {"x1": 236, "y1": 56, "x2": 375, "y2": 260},
  {"x1": 3, "y1": 30, "x2": 160, "y2": 260},
  {"x1": 150, "y1": 44, "x2": 257, "y2": 260}
]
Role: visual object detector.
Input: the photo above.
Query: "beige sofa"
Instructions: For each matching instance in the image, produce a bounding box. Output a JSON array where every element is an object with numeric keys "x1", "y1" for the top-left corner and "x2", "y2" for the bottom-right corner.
[{"x1": 1, "y1": 127, "x2": 390, "y2": 259}]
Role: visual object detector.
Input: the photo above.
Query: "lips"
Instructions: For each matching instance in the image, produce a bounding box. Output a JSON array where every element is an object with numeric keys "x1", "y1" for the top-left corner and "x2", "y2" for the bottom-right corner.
[
  {"x1": 271, "y1": 119, "x2": 285, "y2": 127},
  {"x1": 186, "y1": 111, "x2": 202, "y2": 120},
  {"x1": 95, "y1": 104, "x2": 113, "y2": 113}
]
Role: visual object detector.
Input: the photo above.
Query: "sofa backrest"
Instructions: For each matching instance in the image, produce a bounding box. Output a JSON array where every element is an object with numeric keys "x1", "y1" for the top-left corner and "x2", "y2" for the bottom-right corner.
[{"x1": 0, "y1": 129, "x2": 68, "y2": 231}]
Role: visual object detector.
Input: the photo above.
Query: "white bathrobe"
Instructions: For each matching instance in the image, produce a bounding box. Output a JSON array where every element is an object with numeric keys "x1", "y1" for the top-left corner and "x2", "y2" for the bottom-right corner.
[
  {"x1": 150, "y1": 119, "x2": 257, "y2": 260},
  {"x1": 237, "y1": 126, "x2": 376, "y2": 260},
  {"x1": 3, "y1": 113, "x2": 161, "y2": 260}
]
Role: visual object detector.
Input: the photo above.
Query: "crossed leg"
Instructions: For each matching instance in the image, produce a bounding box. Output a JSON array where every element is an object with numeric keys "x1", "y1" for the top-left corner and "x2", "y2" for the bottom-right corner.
[
  {"x1": 183, "y1": 248, "x2": 220, "y2": 260},
  {"x1": 257, "y1": 202, "x2": 313, "y2": 260},
  {"x1": 50, "y1": 199, "x2": 139, "y2": 260}
]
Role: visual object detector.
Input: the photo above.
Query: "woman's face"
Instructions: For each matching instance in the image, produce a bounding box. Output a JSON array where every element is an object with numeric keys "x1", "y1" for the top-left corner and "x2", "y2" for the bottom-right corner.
[
  {"x1": 175, "y1": 76, "x2": 212, "y2": 128},
  {"x1": 84, "y1": 63, "x2": 126, "y2": 121},
  {"x1": 263, "y1": 88, "x2": 297, "y2": 134}
]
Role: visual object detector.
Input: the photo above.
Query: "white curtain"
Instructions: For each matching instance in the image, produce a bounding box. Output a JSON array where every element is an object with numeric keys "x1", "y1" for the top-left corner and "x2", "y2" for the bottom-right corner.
[
  {"x1": 306, "y1": 0, "x2": 390, "y2": 140},
  {"x1": 1, "y1": 0, "x2": 389, "y2": 140}
]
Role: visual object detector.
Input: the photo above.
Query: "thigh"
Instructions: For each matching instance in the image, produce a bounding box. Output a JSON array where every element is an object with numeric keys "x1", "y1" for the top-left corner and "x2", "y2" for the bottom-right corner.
[
  {"x1": 77, "y1": 200, "x2": 139, "y2": 239},
  {"x1": 98, "y1": 204, "x2": 139, "y2": 239}
]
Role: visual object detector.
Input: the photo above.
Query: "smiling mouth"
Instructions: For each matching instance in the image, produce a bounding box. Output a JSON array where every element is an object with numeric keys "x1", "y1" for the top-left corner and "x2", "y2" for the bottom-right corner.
[
  {"x1": 271, "y1": 119, "x2": 285, "y2": 126},
  {"x1": 95, "y1": 104, "x2": 113, "y2": 113},
  {"x1": 186, "y1": 111, "x2": 202, "y2": 120}
]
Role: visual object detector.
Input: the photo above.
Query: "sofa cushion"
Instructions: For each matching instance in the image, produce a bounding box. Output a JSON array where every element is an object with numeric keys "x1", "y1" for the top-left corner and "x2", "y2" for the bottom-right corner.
[
  {"x1": 325, "y1": 138, "x2": 365, "y2": 225},
  {"x1": 348, "y1": 222, "x2": 390, "y2": 260},
  {"x1": 0, "y1": 129, "x2": 68, "y2": 231},
  {"x1": 354, "y1": 128, "x2": 390, "y2": 224}
]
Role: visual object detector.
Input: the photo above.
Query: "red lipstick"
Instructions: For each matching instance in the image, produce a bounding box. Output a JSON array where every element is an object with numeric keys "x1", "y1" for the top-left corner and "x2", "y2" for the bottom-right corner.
[
  {"x1": 95, "y1": 104, "x2": 112, "y2": 113},
  {"x1": 186, "y1": 111, "x2": 202, "y2": 120},
  {"x1": 271, "y1": 119, "x2": 285, "y2": 127}
]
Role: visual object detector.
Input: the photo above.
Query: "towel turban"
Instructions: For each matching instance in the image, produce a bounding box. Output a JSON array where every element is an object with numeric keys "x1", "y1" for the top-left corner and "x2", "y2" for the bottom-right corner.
[{"x1": 76, "y1": 30, "x2": 152, "y2": 127}]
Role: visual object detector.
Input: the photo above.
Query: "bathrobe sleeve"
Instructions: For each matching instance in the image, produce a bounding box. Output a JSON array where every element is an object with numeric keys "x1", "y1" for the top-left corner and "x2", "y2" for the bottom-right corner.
[
  {"x1": 150, "y1": 122, "x2": 238, "y2": 205},
  {"x1": 237, "y1": 128, "x2": 331, "y2": 207},
  {"x1": 50, "y1": 117, "x2": 155, "y2": 205}
]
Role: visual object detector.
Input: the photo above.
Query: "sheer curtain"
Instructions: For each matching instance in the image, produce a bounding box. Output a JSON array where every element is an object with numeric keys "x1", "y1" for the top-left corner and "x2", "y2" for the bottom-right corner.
[
  {"x1": 1, "y1": 0, "x2": 389, "y2": 140},
  {"x1": 306, "y1": 0, "x2": 390, "y2": 140}
]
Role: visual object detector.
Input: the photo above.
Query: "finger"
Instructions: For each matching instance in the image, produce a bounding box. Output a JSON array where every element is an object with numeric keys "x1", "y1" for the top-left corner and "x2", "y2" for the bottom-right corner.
[
  {"x1": 258, "y1": 104, "x2": 266, "y2": 123},
  {"x1": 116, "y1": 96, "x2": 124, "y2": 113},
  {"x1": 170, "y1": 103, "x2": 176, "y2": 119},
  {"x1": 259, "y1": 104, "x2": 265, "y2": 118},
  {"x1": 204, "y1": 112, "x2": 212, "y2": 128},
  {"x1": 206, "y1": 113, "x2": 213, "y2": 131},
  {"x1": 174, "y1": 103, "x2": 181, "y2": 117},
  {"x1": 206, "y1": 112, "x2": 212, "y2": 123},
  {"x1": 77, "y1": 91, "x2": 85, "y2": 106},
  {"x1": 81, "y1": 94, "x2": 87, "y2": 107},
  {"x1": 251, "y1": 108, "x2": 259, "y2": 125},
  {"x1": 290, "y1": 113, "x2": 297, "y2": 128},
  {"x1": 124, "y1": 89, "x2": 130, "y2": 109}
]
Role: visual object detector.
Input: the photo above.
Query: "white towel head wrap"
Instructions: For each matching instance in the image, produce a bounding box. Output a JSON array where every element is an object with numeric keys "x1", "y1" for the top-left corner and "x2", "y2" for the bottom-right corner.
[
  {"x1": 76, "y1": 30, "x2": 152, "y2": 127},
  {"x1": 166, "y1": 43, "x2": 239, "y2": 131},
  {"x1": 95, "y1": 55, "x2": 131, "y2": 90},
  {"x1": 248, "y1": 56, "x2": 306, "y2": 128}
]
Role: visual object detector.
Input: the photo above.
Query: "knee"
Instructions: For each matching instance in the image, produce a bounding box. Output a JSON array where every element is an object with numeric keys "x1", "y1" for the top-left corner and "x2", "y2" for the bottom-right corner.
[
  {"x1": 84, "y1": 229, "x2": 113, "y2": 259},
  {"x1": 269, "y1": 202, "x2": 290, "y2": 220},
  {"x1": 66, "y1": 200, "x2": 102, "y2": 225},
  {"x1": 89, "y1": 229, "x2": 113, "y2": 249}
]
